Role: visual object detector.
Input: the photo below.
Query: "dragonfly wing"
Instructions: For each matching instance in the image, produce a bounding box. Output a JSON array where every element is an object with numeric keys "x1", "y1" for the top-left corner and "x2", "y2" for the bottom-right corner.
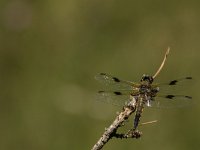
[
  {"x1": 95, "y1": 90, "x2": 138, "y2": 107},
  {"x1": 149, "y1": 77, "x2": 193, "y2": 108},
  {"x1": 148, "y1": 94, "x2": 192, "y2": 108},
  {"x1": 159, "y1": 77, "x2": 192, "y2": 86},
  {"x1": 95, "y1": 73, "x2": 139, "y2": 90},
  {"x1": 155, "y1": 77, "x2": 193, "y2": 94}
]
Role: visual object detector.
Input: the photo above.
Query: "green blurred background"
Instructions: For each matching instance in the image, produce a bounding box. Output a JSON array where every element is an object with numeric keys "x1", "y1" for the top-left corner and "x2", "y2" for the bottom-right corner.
[{"x1": 0, "y1": 0, "x2": 199, "y2": 150}]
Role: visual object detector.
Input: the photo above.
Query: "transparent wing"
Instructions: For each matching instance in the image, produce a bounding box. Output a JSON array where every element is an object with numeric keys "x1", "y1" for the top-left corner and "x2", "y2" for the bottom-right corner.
[
  {"x1": 95, "y1": 73, "x2": 140, "y2": 90},
  {"x1": 147, "y1": 77, "x2": 193, "y2": 108},
  {"x1": 158, "y1": 77, "x2": 192, "y2": 86},
  {"x1": 147, "y1": 94, "x2": 192, "y2": 108},
  {"x1": 95, "y1": 90, "x2": 139, "y2": 107},
  {"x1": 155, "y1": 77, "x2": 193, "y2": 94}
]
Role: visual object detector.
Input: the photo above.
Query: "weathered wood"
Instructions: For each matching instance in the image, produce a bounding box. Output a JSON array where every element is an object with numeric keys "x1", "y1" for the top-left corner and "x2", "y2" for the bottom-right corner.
[{"x1": 91, "y1": 100, "x2": 138, "y2": 150}]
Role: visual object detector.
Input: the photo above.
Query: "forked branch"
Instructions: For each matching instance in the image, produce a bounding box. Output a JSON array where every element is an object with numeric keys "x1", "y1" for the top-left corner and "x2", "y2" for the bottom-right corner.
[
  {"x1": 92, "y1": 48, "x2": 170, "y2": 150},
  {"x1": 91, "y1": 100, "x2": 139, "y2": 150}
]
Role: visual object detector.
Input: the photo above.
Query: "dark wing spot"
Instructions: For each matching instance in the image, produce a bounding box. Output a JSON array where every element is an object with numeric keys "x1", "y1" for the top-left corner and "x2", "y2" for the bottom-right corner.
[
  {"x1": 114, "y1": 91, "x2": 122, "y2": 95},
  {"x1": 185, "y1": 96, "x2": 192, "y2": 99},
  {"x1": 169, "y1": 80, "x2": 177, "y2": 85},
  {"x1": 112, "y1": 77, "x2": 120, "y2": 82},
  {"x1": 98, "y1": 90, "x2": 104, "y2": 93},
  {"x1": 100, "y1": 73, "x2": 106, "y2": 75},
  {"x1": 165, "y1": 95, "x2": 175, "y2": 99},
  {"x1": 186, "y1": 77, "x2": 192, "y2": 79}
]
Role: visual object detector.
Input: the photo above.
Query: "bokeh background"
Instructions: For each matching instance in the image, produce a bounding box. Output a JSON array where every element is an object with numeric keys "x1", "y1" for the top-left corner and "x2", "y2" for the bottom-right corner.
[{"x1": 0, "y1": 0, "x2": 199, "y2": 150}]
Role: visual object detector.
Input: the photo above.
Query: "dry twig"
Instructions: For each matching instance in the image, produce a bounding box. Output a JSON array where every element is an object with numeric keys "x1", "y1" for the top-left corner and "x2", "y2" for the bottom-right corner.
[
  {"x1": 91, "y1": 100, "x2": 140, "y2": 150},
  {"x1": 91, "y1": 48, "x2": 170, "y2": 150},
  {"x1": 153, "y1": 47, "x2": 170, "y2": 79}
]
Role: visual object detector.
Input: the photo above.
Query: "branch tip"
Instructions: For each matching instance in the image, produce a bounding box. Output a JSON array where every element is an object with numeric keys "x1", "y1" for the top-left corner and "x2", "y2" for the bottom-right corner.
[{"x1": 153, "y1": 47, "x2": 170, "y2": 79}]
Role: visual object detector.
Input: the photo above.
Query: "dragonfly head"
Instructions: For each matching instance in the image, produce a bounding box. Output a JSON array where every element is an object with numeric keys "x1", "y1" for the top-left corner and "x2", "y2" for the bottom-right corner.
[{"x1": 141, "y1": 74, "x2": 154, "y2": 84}]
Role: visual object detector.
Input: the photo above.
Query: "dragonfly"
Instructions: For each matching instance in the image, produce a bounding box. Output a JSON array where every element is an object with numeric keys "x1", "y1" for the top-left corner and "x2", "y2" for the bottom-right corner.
[{"x1": 95, "y1": 48, "x2": 192, "y2": 131}]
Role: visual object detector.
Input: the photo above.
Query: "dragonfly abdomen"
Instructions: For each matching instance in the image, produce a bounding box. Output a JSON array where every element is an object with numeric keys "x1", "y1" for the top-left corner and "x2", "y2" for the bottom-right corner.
[{"x1": 133, "y1": 95, "x2": 145, "y2": 130}]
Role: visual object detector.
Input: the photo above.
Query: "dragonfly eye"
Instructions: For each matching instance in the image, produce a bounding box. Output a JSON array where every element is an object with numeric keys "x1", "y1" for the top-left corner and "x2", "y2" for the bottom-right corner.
[{"x1": 141, "y1": 74, "x2": 153, "y2": 83}]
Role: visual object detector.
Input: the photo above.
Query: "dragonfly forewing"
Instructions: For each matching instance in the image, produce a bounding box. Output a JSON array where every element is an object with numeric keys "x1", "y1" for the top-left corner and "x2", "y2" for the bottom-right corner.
[
  {"x1": 95, "y1": 73, "x2": 139, "y2": 90},
  {"x1": 155, "y1": 77, "x2": 193, "y2": 95}
]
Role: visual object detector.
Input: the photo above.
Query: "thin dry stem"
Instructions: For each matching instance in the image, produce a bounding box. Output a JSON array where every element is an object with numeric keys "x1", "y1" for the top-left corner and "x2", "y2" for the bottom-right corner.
[
  {"x1": 92, "y1": 48, "x2": 170, "y2": 150},
  {"x1": 153, "y1": 47, "x2": 170, "y2": 79},
  {"x1": 91, "y1": 100, "x2": 137, "y2": 150},
  {"x1": 140, "y1": 120, "x2": 157, "y2": 126}
]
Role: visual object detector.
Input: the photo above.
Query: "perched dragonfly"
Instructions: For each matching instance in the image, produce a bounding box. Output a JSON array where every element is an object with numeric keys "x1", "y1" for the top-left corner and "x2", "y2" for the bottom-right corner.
[{"x1": 95, "y1": 48, "x2": 192, "y2": 131}]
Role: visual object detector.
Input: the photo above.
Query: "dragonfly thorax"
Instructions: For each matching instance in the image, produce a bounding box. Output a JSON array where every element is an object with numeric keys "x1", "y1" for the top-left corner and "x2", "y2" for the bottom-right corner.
[
  {"x1": 139, "y1": 85, "x2": 150, "y2": 94},
  {"x1": 139, "y1": 85, "x2": 159, "y2": 96}
]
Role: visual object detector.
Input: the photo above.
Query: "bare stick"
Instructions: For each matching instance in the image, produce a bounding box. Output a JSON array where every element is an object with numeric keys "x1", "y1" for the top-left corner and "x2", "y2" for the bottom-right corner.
[
  {"x1": 140, "y1": 120, "x2": 157, "y2": 126},
  {"x1": 153, "y1": 47, "x2": 170, "y2": 79},
  {"x1": 92, "y1": 48, "x2": 169, "y2": 150},
  {"x1": 91, "y1": 100, "x2": 138, "y2": 150}
]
